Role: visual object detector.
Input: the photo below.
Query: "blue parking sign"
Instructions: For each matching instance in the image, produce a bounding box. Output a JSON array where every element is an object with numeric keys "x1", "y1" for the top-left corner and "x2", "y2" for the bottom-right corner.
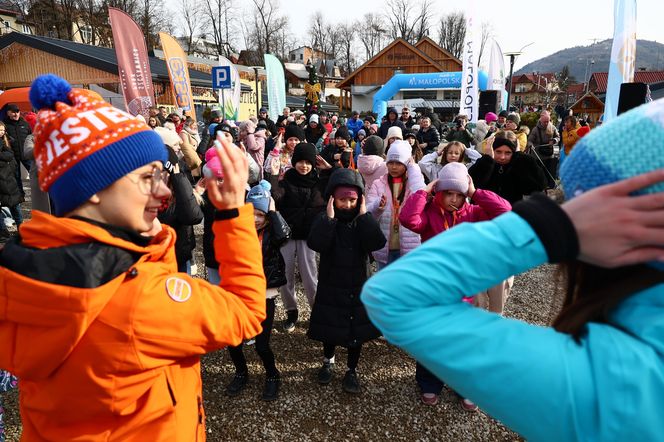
[{"x1": 212, "y1": 66, "x2": 231, "y2": 89}]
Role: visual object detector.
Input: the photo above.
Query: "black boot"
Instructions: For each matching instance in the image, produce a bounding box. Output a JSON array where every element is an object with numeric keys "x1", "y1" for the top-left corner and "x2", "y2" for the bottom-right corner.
[
  {"x1": 317, "y1": 361, "x2": 334, "y2": 385},
  {"x1": 342, "y1": 370, "x2": 361, "y2": 394},
  {"x1": 225, "y1": 372, "x2": 248, "y2": 397},
  {"x1": 283, "y1": 309, "x2": 298, "y2": 333},
  {"x1": 261, "y1": 376, "x2": 281, "y2": 401}
]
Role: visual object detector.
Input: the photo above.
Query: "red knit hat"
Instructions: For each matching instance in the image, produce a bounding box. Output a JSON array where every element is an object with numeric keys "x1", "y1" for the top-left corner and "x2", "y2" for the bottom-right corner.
[{"x1": 29, "y1": 74, "x2": 166, "y2": 216}]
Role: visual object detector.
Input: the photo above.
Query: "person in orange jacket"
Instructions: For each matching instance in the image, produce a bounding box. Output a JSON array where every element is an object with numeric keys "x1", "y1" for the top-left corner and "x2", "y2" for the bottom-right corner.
[{"x1": 0, "y1": 74, "x2": 266, "y2": 441}]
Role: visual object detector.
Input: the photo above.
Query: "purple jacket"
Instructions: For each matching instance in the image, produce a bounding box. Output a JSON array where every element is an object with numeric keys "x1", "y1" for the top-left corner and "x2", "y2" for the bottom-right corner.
[{"x1": 399, "y1": 189, "x2": 511, "y2": 242}]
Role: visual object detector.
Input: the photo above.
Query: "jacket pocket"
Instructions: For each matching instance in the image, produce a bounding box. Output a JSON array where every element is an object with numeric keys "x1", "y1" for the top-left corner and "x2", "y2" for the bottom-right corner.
[{"x1": 164, "y1": 370, "x2": 177, "y2": 407}]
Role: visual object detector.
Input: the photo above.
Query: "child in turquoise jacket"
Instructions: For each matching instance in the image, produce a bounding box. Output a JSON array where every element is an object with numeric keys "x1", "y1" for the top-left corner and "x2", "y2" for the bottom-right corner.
[{"x1": 362, "y1": 99, "x2": 664, "y2": 441}]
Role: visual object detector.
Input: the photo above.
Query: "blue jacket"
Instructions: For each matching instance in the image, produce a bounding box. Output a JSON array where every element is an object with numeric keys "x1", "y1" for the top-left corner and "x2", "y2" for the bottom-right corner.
[
  {"x1": 361, "y1": 212, "x2": 664, "y2": 441},
  {"x1": 346, "y1": 118, "x2": 364, "y2": 139}
]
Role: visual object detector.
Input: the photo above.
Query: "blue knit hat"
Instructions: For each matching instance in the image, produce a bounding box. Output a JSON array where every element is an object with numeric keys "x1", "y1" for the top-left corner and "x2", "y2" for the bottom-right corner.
[
  {"x1": 246, "y1": 180, "x2": 271, "y2": 213},
  {"x1": 29, "y1": 74, "x2": 167, "y2": 216},
  {"x1": 560, "y1": 99, "x2": 664, "y2": 200}
]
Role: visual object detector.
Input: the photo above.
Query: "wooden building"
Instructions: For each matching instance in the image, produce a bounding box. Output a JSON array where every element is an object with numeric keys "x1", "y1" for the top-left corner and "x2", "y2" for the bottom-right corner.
[
  {"x1": 570, "y1": 92, "x2": 604, "y2": 127},
  {"x1": 0, "y1": 31, "x2": 219, "y2": 113},
  {"x1": 337, "y1": 37, "x2": 462, "y2": 113}
]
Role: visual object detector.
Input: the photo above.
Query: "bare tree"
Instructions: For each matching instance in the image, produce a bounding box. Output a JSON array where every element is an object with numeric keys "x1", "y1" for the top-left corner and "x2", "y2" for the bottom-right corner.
[
  {"x1": 383, "y1": 0, "x2": 429, "y2": 44},
  {"x1": 437, "y1": 11, "x2": 466, "y2": 59},
  {"x1": 477, "y1": 22, "x2": 492, "y2": 68},
  {"x1": 180, "y1": 0, "x2": 201, "y2": 54},
  {"x1": 202, "y1": 0, "x2": 235, "y2": 57},
  {"x1": 356, "y1": 13, "x2": 386, "y2": 61},
  {"x1": 136, "y1": 0, "x2": 173, "y2": 50},
  {"x1": 245, "y1": 0, "x2": 289, "y2": 59},
  {"x1": 337, "y1": 22, "x2": 356, "y2": 75}
]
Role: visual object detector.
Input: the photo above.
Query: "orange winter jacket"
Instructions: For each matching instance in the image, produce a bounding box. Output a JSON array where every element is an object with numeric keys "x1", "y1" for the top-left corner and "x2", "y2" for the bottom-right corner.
[{"x1": 0, "y1": 204, "x2": 266, "y2": 441}]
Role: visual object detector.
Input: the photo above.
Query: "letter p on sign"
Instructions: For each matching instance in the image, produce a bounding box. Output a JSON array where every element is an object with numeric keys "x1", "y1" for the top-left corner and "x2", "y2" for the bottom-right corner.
[{"x1": 212, "y1": 66, "x2": 232, "y2": 89}]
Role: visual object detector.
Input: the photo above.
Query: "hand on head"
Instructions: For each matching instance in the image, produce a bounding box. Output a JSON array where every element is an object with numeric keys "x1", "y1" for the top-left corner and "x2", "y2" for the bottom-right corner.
[{"x1": 563, "y1": 169, "x2": 664, "y2": 268}]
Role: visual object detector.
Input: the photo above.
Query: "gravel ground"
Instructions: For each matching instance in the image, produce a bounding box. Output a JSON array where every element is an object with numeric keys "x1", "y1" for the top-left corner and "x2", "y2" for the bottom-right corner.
[{"x1": 2, "y1": 186, "x2": 563, "y2": 441}]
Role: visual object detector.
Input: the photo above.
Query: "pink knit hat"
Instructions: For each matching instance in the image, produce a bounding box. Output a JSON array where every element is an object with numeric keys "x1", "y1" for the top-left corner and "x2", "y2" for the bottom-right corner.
[{"x1": 435, "y1": 162, "x2": 469, "y2": 194}]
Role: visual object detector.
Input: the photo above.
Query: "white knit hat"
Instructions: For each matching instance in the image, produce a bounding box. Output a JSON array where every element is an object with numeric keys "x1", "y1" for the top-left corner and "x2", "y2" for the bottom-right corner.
[
  {"x1": 435, "y1": 162, "x2": 469, "y2": 194},
  {"x1": 385, "y1": 140, "x2": 412, "y2": 166},
  {"x1": 384, "y1": 125, "x2": 403, "y2": 148}
]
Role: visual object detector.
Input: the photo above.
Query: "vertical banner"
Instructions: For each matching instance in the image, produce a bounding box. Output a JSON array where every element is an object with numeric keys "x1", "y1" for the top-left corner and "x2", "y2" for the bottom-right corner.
[
  {"x1": 486, "y1": 39, "x2": 505, "y2": 91},
  {"x1": 108, "y1": 8, "x2": 155, "y2": 118},
  {"x1": 159, "y1": 32, "x2": 196, "y2": 121},
  {"x1": 218, "y1": 56, "x2": 241, "y2": 121},
  {"x1": 459, "y1": 5, "x2": 479, "y2": 123},
  {"x1": 264, "y1": 54, "x2": 286, "y2": 122},
  {"x1": 605, "y1": 0, "x2": 637, "y2": 122}
]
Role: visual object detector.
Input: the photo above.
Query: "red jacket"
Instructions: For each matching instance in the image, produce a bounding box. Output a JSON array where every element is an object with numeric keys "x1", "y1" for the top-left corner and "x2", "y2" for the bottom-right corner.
[{"x1": 0, "y1": 205, "x2": 265, "y2": 441}]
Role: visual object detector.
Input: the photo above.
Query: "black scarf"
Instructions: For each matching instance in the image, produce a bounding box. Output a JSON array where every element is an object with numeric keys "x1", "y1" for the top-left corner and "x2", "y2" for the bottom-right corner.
[
  {"x1": 284, "y1": 167, "x2": 319, "y2": 188},
  {"x1": 335, "y1": 206, "x2": 360, "y2": 223}
]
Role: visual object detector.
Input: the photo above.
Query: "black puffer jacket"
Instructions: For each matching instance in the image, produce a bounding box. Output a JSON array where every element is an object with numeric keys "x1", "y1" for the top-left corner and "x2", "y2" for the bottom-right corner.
[
  {"x1": 260, "y1": 211, "x2": 291, "y2": 288},
  {"x1": 269, "y1": 171, "x2": 325, "y2": 240},
  {"x1": 3, "y1": 117, "x2": 31, "y2": 162},
  {"x1": 468, "y1": 152, "x2": 547, "y2": 204},
  {"x1": 0, "y1": 138, "x2": 23, "y2": 207},
  {"x1": 306, "y1": 169, "x2": 386, "y2": 347},
  {"x1": 158, "y1": 173, "x2": 203, "y2": 271}
]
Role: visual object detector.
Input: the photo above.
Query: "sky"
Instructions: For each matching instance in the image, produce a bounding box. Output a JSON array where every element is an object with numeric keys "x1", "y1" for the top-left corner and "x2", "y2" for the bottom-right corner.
[{"x1": 253, "y1": 0, "x2": 664, "y2": 71}]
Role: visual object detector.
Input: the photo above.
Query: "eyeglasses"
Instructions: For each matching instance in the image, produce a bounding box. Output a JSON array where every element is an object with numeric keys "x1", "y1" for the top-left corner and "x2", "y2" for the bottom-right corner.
[{"x1": 125, "y1": 167, "x2": 169, "y2": 195}]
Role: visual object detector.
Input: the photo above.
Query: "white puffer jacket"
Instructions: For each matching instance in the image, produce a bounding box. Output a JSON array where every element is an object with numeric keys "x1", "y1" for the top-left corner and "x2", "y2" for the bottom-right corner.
[{"x1": 366, "y1": 164, "x2": 425, "y2": 264}]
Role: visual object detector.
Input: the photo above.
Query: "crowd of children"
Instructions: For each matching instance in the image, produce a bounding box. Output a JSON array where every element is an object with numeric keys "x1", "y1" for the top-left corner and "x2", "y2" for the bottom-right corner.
[{"x1": 6, "y1": 77, "x2": 638, "y2": 441}]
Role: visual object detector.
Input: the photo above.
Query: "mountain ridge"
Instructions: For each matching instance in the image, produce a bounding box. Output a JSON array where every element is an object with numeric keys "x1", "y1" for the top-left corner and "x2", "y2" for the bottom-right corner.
[{"x1": 515, "y1": 39, "x2": 664, "y2": 82}]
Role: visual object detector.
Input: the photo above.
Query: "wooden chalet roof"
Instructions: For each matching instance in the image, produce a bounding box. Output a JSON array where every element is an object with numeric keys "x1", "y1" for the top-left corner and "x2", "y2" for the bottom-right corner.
[
  {"x1": 570, "y1": 92, "x2": 605, "y2": 111},
  {"x1": 414, "y1": 36, "x2": 461, "y2": 71},
  {"x1": 337, "y1": 38, "x2": 457, "y2": 90}
]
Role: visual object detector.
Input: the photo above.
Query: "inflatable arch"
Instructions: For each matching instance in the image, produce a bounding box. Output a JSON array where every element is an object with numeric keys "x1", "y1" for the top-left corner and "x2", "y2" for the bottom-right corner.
[{"x1": 372, "y1": 71, "x2": 489, "y2": 122}]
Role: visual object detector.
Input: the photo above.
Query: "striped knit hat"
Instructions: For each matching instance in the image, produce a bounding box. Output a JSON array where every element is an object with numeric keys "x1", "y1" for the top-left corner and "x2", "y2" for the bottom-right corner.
[
  {"x1": 560, "y1": 99, "x2": 664, "y2": 200},
  {"x1": 29, "y1": 74, "x2": 167, "y2": 216}
]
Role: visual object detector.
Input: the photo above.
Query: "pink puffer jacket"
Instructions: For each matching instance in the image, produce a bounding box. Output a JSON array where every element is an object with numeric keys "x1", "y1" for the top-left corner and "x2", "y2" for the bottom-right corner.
[
  {"x1": 244, "y1": 131, "x2": 266, "y2": 180},
  {"x1": 366, "y1": 166, "x2": 425, "y2": 264},
  {"x1": 357, "y1": 154, "x2": 387, "y2": 191},
  {"x1": 399, "y1": 188, "x2": 512, "y2": 242}
]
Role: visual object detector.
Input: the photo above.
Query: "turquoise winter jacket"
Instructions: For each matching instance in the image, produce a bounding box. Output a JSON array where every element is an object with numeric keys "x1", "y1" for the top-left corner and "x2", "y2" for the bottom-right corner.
[{"x1": 361, "y1": 211, "x2": 664, "y2": 441}]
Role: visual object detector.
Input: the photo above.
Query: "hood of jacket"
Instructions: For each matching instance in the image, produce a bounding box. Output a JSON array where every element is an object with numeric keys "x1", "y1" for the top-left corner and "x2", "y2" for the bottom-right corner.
[
  {"x1": 325, "y1": 168, "x2": 365, "y2": 199},
  {"x1": 357, "y1": 154, "x2": 386, "y2": 175},
  {"x1": 0, "y1": 211, "x2": 175, "y2": 380}
]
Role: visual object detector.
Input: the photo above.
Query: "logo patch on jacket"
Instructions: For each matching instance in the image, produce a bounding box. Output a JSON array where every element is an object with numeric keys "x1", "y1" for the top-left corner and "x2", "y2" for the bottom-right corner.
[{"x1": 166, "y1": 277, "x2": 192, "y2": 302}]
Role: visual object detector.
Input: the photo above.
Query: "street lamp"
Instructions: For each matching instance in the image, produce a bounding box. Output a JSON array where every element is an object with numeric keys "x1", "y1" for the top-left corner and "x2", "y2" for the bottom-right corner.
[
  {"x1": 505, "y1": 42, "x2": 534, "y2": 112},
  {"x1": 249, "y1": 66, "x2": 263, "y2": 116}
]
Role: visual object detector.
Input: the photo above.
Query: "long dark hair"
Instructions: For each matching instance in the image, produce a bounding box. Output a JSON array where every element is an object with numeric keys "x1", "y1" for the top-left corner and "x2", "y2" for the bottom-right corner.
[{"x1": 553, "y1": 262, "x2": 664, "y2": 340}]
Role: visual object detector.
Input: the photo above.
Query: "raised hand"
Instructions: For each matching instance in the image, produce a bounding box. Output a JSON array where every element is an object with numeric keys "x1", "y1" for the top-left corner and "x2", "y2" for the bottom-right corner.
[
  {"x1": 467, "y1": 175, "x2": 476, "y2": 199},
  {"x1": 327, "y1": 196, "x2": 335, "y2": 219},
  {"x1": 425, "y1": 179, "x2": 438, "y2": 195},
  {"x1": 359, "y1": 195, "x2": 367, "y2": 215},
  {"x1": 206, "y1": 138, "x2": 249, "y2": 210},
  {"x1": 316, "y1": 155, "x2": 332, "y2": 170},
  {"x1": 379, "y1": 194, "x2": 387, "y2": 210},
  {"x1": 270, "y1": 156, "x2": 281, "y2": 176},
  {"x1": 562, "y1": 169, "x2": 664, "y2": 268}
]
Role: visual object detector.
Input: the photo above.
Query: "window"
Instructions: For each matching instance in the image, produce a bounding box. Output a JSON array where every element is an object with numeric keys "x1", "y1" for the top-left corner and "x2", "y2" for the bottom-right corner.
[
  {"x1": 3, "y1": 21, "x2": 9, "y2": 29},
  {"x1": 290, "y1": 53, "x2": 295, "y2": 61},
  {"x1": 515, "y1": 84, "x2": 529, "y2": 93},
  {"x1": 299, "y1": 53, "x2": 303, "y2": 60},
  {"x1": 80, "y1": 25, "x2": 92, "y2": 43},
  {"x1": 402, "y1": 90, "x2": 438, "y2": 100},
  {"x1": 442, "y1": 90, "x2": 460, "y2": 100},
  {"x1": 22, "y1": 24, "x2": 31, "y2": 34}
]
